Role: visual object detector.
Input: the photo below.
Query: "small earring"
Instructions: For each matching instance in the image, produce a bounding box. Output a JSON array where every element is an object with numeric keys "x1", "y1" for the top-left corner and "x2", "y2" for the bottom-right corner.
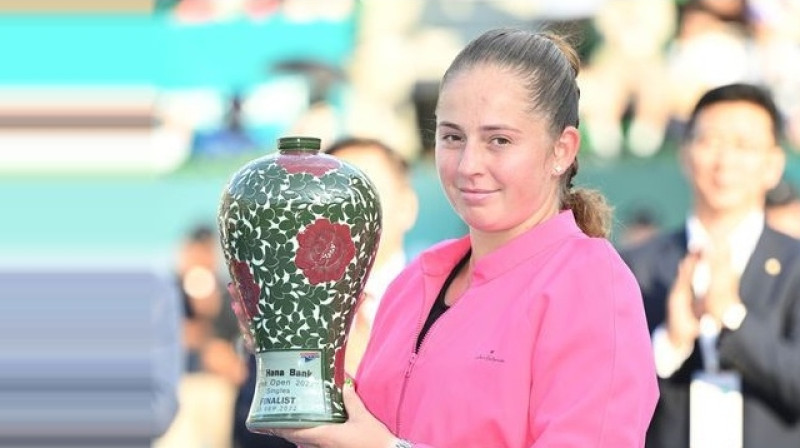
[{"x1": 554, "y1": 165, "x2": 562, "y2": 174}]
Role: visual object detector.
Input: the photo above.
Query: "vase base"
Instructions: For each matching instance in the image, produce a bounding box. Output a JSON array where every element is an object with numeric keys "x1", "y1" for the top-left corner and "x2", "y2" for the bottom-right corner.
[{"x1": 247, "y1": 415, "x2": 346, "y2": 431}]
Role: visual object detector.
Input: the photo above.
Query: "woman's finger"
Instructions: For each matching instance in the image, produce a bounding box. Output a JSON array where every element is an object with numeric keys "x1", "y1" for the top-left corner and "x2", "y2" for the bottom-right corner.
[{"x1": 342, "y1": 377, "x2": 366, "y2": 417}]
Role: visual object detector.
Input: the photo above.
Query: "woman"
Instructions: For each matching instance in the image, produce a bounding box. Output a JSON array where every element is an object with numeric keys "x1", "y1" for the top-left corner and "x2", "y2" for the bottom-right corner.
[{"x1": 265, "y1": 28, "x2": 658, "y2": 447}]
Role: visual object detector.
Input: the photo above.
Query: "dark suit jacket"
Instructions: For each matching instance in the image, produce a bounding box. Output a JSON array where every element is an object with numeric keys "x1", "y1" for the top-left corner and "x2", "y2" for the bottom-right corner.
[{"x1": 621, "y1": 225, "x2": 800, "y2": 448}]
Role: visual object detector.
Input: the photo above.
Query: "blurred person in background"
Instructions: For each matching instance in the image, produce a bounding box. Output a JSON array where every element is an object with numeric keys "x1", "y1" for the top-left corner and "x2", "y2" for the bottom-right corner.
[
  {"x1": 578, "y1": 0, "x2": 676, "y2": 158},
  {"x1": 664, "y1": 0, "x2": 751, "y2": 140},
  {"x1": 342, "y1": 0, "x2": 427, "y2": 161},
  {"x1": 618, "y1": 205, "x2": 662, "y2": 250},
  {"x1": 325, "y1": 137, "x2": 419, "y2": 374},
  {"x1": 747, "y1": 0, "x2": 800, "y2": 152},
  {"x1": 155, "y1": 225, "x2": 246, "y2": 448},
  {"x1": 241, "y1": 27, "x2": 657, "y2": 447},
  {"x1": 193, "y1": 92, "x2": 259, "y2": 158},
  {"x1": 230, "y1": 137, "x2": 419, "y2": 448},
  {"x1": 766, "y1": 178, "x2": 800, "y2": 239},
  {"x1": 622, "y1": 83, "x2": 800, "y2": 447},
  {"x1": 278, "y1": 59, "x2": 348, "y2": 149}
]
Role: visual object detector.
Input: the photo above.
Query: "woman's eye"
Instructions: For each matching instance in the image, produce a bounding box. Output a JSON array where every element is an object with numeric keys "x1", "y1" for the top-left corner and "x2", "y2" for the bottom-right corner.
[
  {"x1": 441, "y1": 134, "x2": 463, "y2": 143},
  {"x1": 491, "y1": 136, "x2": 511, "y2": 145}
]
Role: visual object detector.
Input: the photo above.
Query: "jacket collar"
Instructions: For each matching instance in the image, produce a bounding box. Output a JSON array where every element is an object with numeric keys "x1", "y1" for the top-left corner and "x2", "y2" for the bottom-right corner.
[{"x1": 419, "y1": 210, "x2": 585, "y2": 285}]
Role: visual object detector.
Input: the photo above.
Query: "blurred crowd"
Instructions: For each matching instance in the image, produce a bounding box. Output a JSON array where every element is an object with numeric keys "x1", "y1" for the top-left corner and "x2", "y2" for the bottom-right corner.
[
  {"x1": 161, "y1": 0, "x2": 800, "y2": 167},
  {"x1": 2, "y1": 2, "x2": 799, "y2": 447},
  {"x1": 150, "y1": 1, "x2": 800, "y2": 447},
  {"x1": 581, "y1": 0, "x2": 800, "y2": 158}
]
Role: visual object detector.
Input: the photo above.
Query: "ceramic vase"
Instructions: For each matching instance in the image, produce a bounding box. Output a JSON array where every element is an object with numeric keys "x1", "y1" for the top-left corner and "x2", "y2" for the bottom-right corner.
[{"x1": 218, "y1": 136, "x2": 381, "y2": 429}]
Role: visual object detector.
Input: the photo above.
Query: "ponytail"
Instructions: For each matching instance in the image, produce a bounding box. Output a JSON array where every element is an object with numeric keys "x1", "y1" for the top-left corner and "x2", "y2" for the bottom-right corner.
[{"x1": 563, "y1": 187, "x2": 613, "y2": 238}]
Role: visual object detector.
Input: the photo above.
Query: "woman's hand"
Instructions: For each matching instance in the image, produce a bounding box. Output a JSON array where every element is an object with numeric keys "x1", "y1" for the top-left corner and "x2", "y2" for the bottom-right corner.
[{"x1": 272, "y1": 379, "x2": 396, "y2": 448}]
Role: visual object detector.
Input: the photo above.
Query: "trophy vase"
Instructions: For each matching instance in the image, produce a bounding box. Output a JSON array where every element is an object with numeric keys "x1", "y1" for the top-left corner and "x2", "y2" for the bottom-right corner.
[{"x1": 218, "y1": 136, "x2": 381, "y2": 430}]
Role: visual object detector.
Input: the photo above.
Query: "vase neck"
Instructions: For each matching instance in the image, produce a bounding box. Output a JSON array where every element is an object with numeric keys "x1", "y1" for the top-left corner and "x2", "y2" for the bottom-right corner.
[{"x1": 278, "y1": 136, "x2": 321, "y2": 153}]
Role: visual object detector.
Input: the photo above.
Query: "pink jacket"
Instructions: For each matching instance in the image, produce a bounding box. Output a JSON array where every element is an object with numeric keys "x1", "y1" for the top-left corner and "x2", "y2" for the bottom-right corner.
[{"x1": 356, "y1": 211, "x2": 658, "y2": 447}]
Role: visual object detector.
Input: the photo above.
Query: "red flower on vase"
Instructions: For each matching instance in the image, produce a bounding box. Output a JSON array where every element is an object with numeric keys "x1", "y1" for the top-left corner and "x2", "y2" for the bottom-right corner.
[
  {"x1": 295, "y1": 218, "x2": 355, "y2": 284},
  {"x1": 333, "y1": 346, "x2": 345, "y2": 388},
  {"x1": 277, "y1": 154, "x2": 340, "y2": 177},
  {"x1": 231, "y1": 260, "x2": 262, "y2": 320}
]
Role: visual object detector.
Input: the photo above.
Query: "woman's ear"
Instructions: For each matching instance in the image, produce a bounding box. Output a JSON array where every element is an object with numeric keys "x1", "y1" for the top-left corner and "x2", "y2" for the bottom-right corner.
[{"x1": 553, "y1": 126, "x2": 580, "y2": 170}]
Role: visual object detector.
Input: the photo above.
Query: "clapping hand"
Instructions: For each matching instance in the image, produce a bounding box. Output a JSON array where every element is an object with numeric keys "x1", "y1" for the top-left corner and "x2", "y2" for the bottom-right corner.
[
  {"x1": 666, "y1": 251, "x2": 703, "y2": 350},
  {"x1": 700, "y1": 244, "x2": 742, "y2": 323}
]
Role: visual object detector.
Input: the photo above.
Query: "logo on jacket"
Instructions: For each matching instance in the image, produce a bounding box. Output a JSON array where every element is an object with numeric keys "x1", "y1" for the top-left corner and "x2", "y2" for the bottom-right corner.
[{"x1": 476, "y1": 350, "x2": 505, "y2": 363}]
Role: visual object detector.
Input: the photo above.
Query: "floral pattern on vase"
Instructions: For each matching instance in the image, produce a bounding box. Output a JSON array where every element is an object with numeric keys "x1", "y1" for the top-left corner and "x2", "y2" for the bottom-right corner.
[
  {"x1": 231, "y1": 259, "x2": 262, "y2": 320},
  {"x1": 295, "y1": 218, "x2": 356, "y2": 285}
]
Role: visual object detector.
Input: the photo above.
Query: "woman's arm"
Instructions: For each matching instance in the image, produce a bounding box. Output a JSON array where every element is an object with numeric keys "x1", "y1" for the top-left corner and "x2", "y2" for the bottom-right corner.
[{"x1": 528, "y1": 245, "x2": 658, "y2": 447}]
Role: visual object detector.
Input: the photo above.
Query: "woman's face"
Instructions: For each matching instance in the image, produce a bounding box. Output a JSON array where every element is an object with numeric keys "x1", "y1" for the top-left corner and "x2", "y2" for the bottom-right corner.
[{"x1": 435, "y1": 64, "x2": 577, "y2": 240}]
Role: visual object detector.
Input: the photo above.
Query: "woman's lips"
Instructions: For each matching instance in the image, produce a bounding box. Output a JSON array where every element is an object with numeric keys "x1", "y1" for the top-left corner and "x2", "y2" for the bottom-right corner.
[{"x1": 459, "y1": 188, "x2": 497, "y2": 204}]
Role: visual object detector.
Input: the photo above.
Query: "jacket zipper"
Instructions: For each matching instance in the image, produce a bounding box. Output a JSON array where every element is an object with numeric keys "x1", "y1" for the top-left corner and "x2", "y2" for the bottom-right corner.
[
  {"x1": 395, "y1": 250, "x2": 473, "y2": 435},
  {"x1": 394, "y1": 292, "x2": 465, "y2": 434},
  {"x1": 395, "y1": 307, "x2": 426, "y2": 434},
  {"x1": 395, "y1": 352, "x2": 418, "y2": 434}
]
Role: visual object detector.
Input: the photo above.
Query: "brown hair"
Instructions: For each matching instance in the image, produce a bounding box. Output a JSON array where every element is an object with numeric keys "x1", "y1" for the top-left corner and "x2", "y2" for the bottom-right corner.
[{"x1": 440, "y1": 28, "x2": 612, "y2": 238}]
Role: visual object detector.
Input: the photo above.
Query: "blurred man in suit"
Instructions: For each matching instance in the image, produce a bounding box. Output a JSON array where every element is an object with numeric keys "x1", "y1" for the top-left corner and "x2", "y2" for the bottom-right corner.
[
  {"x1": 766, "y1": 178, "x2": 800, "y2": 239},
  {"x1": 622, "y1": 83, "x2": 800, "y2": 447}
]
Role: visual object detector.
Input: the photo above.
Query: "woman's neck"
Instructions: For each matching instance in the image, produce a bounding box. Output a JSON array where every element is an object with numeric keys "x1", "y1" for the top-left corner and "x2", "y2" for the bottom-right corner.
[
  {"x1": 469, "y1": 206, "x2": 560, "y2": 260},
  {"x1": 444, "y1": 250, "x2": 474, "y2": 306}
]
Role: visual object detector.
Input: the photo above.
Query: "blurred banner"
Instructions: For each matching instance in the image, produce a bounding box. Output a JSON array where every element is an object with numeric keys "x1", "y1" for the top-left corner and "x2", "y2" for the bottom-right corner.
[
  {"x1": 0, "y1": 87, "x2": 189, "y2": 175},
  {"x1": 0, "y1": 0, "x2": 156, "y2": 14},
  {"x1": 0, "y1": 5, "x2": 358, "y2": 267},
  {"x1": 0, "y1": 267, "x2": 182, "y2": 446}
]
